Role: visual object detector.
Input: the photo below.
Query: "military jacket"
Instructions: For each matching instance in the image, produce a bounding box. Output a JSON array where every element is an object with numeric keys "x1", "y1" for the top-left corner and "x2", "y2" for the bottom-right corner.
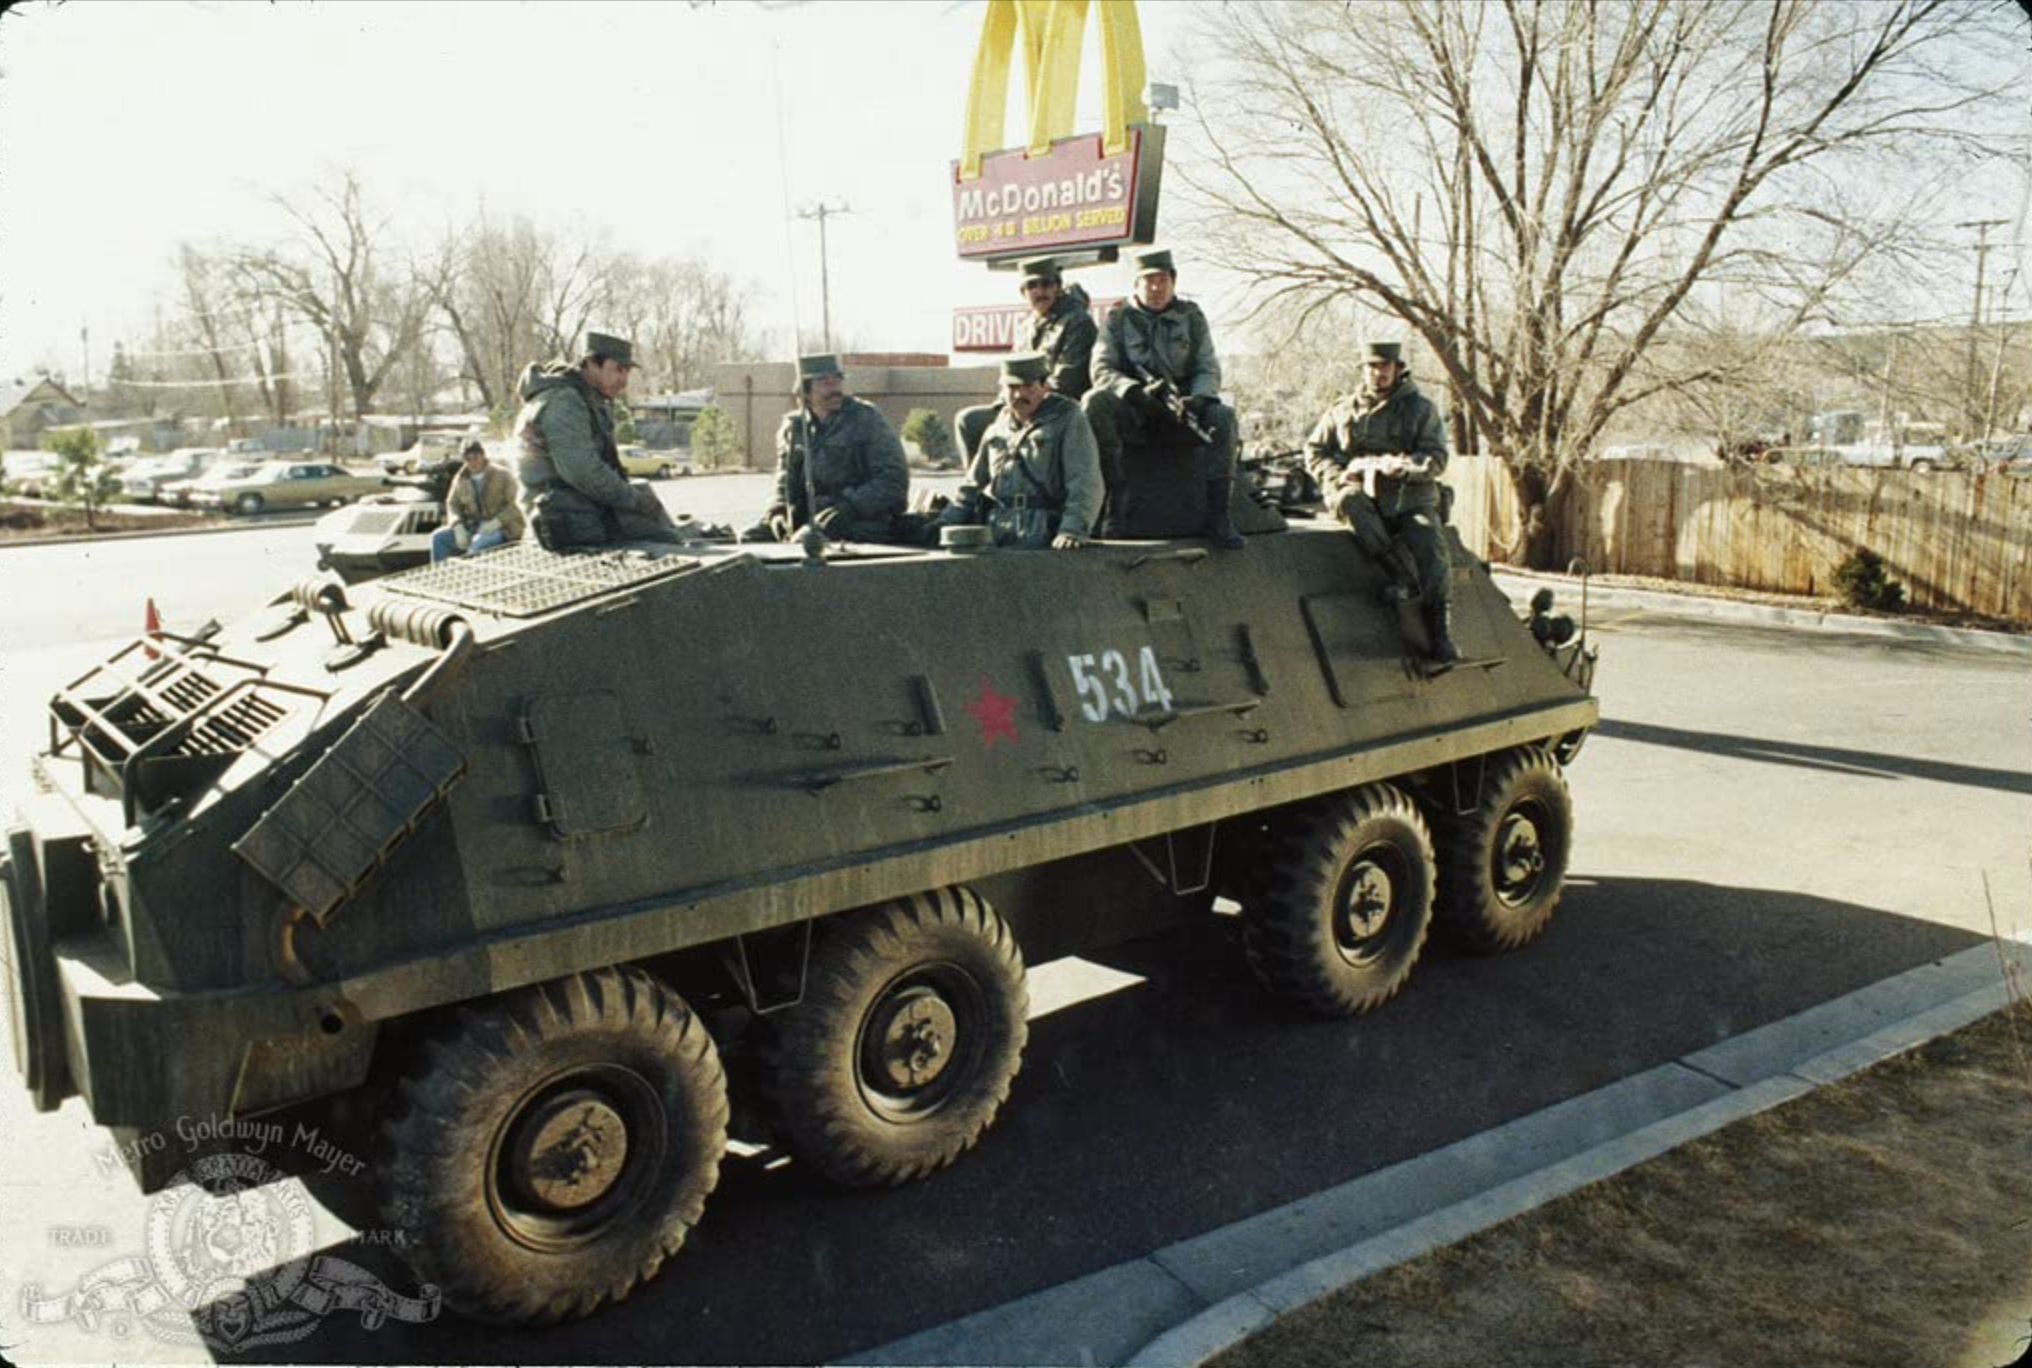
[
  {"x1": 1304, "y1": 376, "x2": 1450, "y2": 515},
  {"x1": 1024, "y1": 291, "x2": 1098, "y2": 400},
  {"x1": 959, "y1": 393, "x2": 1102, "y2": 547},
  {"x1": 514, "y1": 363, "x2": 635, "y2": 512},
  {"x1": 771, "y1": 395, "x2": 909, "y2": 535},
  {"x1": 1092, "y1": 298, "x2": 1221, "y2": 401}
]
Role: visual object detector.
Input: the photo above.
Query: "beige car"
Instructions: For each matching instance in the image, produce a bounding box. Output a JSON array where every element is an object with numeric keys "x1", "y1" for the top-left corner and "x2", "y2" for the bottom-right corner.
[{"x1": 191, "y1": 460, "x2": 386, "y2": 516}]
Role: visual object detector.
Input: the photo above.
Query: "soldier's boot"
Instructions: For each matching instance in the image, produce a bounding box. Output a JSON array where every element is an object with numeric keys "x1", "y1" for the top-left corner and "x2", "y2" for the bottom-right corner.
[
  {"x1": 1203, "y1": 478, "x2": 1245, "y2": 550},
  {"x1": 1422, "y1": 599, "x2": 1462, "y2": 665}
]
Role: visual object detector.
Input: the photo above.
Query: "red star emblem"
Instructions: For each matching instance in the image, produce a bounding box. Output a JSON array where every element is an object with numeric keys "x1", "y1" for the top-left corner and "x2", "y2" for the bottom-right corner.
[{"x1": 966, "y1": 676, "x2": 1021, "y2": 749}]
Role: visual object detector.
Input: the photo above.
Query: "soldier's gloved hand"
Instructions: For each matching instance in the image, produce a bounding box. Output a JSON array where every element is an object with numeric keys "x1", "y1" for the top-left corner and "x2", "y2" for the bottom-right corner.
[
  {"x1": 630, "y1": 484, "x2": 664, "y2": 517},
  {"x1": 1184, "y1": 395, "x2": 1217, "y2": 419},
  {"x1": 1123, "y1": 382, "x2": 1152, "y2": 410},
  {"x1": 767, "y1": 509, "x2": 793, "y2": 541},
  {"x1": 812, "y1": 504, "x2": 846, "y2": 535},
  {"x1": 1052, "y1": 530, "x2": 1089, "y2": 550}
]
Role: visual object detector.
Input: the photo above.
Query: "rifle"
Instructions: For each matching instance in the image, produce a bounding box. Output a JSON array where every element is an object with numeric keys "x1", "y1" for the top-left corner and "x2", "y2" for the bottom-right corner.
[{"x1": 1129, "y1": 374, "x2": 1215, "y2": 445}]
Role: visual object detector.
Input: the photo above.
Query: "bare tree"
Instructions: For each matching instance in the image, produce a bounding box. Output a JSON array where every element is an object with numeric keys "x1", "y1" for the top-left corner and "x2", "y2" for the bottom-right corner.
[
  {"x1": 1179, "y1": 0, "x2": 2025, "y2": 566},
  {"x1": 235, "y1": 170, "x2": 443, "y2": 424}
]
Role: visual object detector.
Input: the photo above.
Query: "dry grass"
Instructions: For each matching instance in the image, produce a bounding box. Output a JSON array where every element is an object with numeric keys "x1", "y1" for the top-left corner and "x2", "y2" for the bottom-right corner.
[
  {"x1": 0, "y1": 500, "x2": 213, "y2": 539},
  {"x1": 1215, "y1": 1003, "x2": 2032, "y2": 1368}
]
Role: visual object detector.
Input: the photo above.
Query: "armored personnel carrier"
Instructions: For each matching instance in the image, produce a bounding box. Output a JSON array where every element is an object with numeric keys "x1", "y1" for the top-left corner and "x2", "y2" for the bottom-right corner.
[{"x1": 2, "y1": 505, "x2": 1596, "y2": 1325}]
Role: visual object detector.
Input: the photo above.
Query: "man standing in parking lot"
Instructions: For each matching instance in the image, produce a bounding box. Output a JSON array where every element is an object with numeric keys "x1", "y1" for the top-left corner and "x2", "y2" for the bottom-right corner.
[{"x1": 515, "y1": 331, "x2": 682, "y2": 549}]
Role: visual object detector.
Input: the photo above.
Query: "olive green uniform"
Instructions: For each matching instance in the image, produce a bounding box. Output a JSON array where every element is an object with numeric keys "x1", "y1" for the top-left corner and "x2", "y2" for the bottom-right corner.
[
  {"x1": 940, "y1": 393, "x2": 1102, "y2": 549},
  {"x1": 1304, "y1": 375, "x2": 1452, "y2": 606},
  {"x1": 515, "y1": 362, "x2": 680, "y2": 549},
  {"x1": 956, "y1": 288, "x2": 1098, "y2": 461},
  {"x1": 767, "y1": 396, "x2": 909, "y2": 542}
]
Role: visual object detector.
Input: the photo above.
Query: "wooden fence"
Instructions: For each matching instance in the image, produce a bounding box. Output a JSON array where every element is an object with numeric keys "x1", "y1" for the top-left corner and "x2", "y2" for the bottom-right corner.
[{"x1": 1443, "y1": 456, "x2": 2032, "y2": 622}]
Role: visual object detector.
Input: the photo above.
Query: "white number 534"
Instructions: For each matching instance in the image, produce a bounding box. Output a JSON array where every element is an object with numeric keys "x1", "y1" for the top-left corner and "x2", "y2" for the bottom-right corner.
[{"x1": 1066, "y1": 646, "x2": 1174, "y2": 723}]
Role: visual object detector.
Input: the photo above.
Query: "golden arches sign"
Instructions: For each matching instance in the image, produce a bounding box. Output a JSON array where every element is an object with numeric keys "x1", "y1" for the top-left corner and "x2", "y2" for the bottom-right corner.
[
  {"x1": 952, "y1": 0, "x2": 1164, "y2": 263},
  {"x1": 960, "y1": 0, "x2": 1149, "y2": 179}
]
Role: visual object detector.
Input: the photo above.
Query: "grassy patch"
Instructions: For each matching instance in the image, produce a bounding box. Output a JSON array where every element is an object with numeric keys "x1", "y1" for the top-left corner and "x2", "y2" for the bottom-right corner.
[
  {"x1": 1215, "y1": 1001, "x2": 2032, "y2": 1368},
  {"x1": 0, "y1": 501, "x2": 216, "y2": 539}
]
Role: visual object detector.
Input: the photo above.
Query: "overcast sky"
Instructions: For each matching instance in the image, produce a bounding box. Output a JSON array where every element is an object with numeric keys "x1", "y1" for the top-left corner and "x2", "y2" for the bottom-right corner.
[
  {"x1": 0, "y1": 0, "x2": 1213, "y2": 385},
  {"x1": 1, "y1": 0, "x2": 2026, "y2": 389}
]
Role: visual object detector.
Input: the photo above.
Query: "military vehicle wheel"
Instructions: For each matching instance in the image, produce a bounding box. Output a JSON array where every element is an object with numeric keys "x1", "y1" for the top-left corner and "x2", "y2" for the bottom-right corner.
[
  {"x1": 1433, "y1": 747, "x2": 1572, "y2": 954},
  {"x1": 763, "y1": 887, "x2": 1027, "y2": 1187},
  {"x1": 1242, "y1": 785, "x2": 1434, "y2": 1017},
  {"x1": 379, "y1": 966, "x2": 728, "y2": 1325},
  {"x1": 235, "y1": 492, "x2": 265, "y2": 515}
]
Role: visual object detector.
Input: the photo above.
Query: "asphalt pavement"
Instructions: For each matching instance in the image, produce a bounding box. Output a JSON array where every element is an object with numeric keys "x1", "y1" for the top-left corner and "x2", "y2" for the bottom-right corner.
[{"x1": 0, "y1": 496, "x2": 2026, "y2": 1365}]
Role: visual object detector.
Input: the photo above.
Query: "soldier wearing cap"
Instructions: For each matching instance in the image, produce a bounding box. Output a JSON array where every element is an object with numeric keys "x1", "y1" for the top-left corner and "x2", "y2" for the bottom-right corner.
[
  {"x1": 1305, "y1": 340, "x2": 1459, "y2": 662},
  {"x1": 937, "y1": 351, "x2": 1101, "y2": 550},
  {"x1": 749, "y1": 354, "x2": 909, "y2": 543},
  {"x1": 953, "y1": 257, "x2": 1098, "y2": 466},
  {"x1": 514, "y1": 330, "x2": 682, "y2": 549},
  {"x1": 1085, "y1": 249, "x2": 1243, "y2": 549}
]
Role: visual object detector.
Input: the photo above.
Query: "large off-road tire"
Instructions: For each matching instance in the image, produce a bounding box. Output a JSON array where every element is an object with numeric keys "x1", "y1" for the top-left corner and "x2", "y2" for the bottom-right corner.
[
  {"x1": 762, "y1": 886, "x2": 1027, "y2": 1187},
  {"x1": 1433, "y1": 746, "x2": 1573, "y2": 954},
  {"x1": 379, "y1": 967, "x2": 728, "y2": 1325},
  {"x1": 1242, "y1": 785, "x2": 1435, "y2": 1017}
]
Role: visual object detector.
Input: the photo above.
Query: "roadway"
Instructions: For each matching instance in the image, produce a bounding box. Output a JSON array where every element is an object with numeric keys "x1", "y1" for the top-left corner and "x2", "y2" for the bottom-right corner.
[{"x1": 0, "y1": 480, "x2": 2026, "y2": 1364}]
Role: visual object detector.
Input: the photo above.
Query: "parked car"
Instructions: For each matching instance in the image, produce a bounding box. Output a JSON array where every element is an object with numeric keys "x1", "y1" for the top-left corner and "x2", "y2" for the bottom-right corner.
[
  {"x1": 121, "y1": 448, "x2": 228, "y2": 503},
  {"x1": 161, "y1": 461, "x2": 268, "y2": 508},
  {"x1": 192, "y1": 461, "x2": 385, "y2": 515},
  {"x1": 619, "y1": 445, "x2": 692, "y2": 479},
  {"x1": 378, "y1": 432, "x2": 472, "y2": 477},
  {"x1": 4, "y1": 452, "x2": 58, "y2": 498}
]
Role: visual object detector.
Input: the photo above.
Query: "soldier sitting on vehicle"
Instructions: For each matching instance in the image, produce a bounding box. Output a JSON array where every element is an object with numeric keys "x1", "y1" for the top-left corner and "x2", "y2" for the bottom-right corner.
[
  {"x1": 934, "y1": 352, "x2": 1102, "y2": 551},
  {"x1": 515, "y1": 331, "x2": 683, "y2": 550},
  {"x1": 953, "y1": 257, "x2": 1097, "y2": 467},
  {"x1": 743, "y1": 354, "x2": 910, "y2": 544},
  {"x1": 1305, "y1": 340, "x2": 1459, "y2": 663},
  {"x1": 430, "y1": 439, "x2": 526, "y2": 563},
  {"x1": 1084, "y1": 249, "x2": 1243, "y2": 549}
]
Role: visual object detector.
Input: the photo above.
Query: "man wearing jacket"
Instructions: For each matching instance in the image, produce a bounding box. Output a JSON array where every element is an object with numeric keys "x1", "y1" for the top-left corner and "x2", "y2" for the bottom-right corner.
[
  {"x1": 954, "y1": 257, "x2": 1097, "y2": 465},
  {"x1": 751, "y1": 354, "x2": 909, "y2": 544},
  {"x1": 429, "y1": 439, "x2": 526, "y2": 562},
  {"x1": 514, "y1": 330, "x2": 681, "y2": 549},
  {"x1": 937, "y1": 351, "x2": 1101, "y2": 550},
  {"x1": 1084, "y1": 250, "x2": 1242, "y2": 549},
  {"x1": 1305, "y1": 341, "x2": 1459, "y2": 662}
]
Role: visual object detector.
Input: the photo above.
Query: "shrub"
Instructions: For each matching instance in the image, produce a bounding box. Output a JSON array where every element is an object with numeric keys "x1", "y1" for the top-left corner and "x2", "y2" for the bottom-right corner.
[
  {"x1": 42, "y1": 427, "x2": 122, "y2": 531},
  {"x1": 901, "y1": 408, "x2": 957, "y2": 466},
  {"x1": 1831, "y1": 548, "x2": 1907, "y2": 612},
  {"x1": 689, "y1": 406, "x2": 742, "y2": 471}
]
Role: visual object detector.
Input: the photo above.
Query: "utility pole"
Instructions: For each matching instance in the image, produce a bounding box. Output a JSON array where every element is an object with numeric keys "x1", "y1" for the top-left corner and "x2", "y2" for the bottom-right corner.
[
  {"x1": 1956, "y1": 218, "x2": 2007, "y2": 441},
  {"x1": 80, "y1": 323, "x2": 90, "y2": 400},
  {"x1": 797, "y1": 202, "x2": 851, "y2": 352}
]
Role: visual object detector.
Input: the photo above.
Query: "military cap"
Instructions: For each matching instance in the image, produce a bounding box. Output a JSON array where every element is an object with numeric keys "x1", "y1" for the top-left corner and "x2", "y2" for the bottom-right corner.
[
  {"x1": 798, "y1": 353, "x2": 845, "y2": 382},
  {"x1": 1000, "y1": 351, "x2": 1050, "y2": 384},
  {"x1": 1133, "y1": 249, "x2": 1176, "y2": 276},
  {"x1": 580, "y1": 330, "x2": 638, "y2": 368},
  {"x1": 1019, "y1": 257, "x2": 1063, "y2": 284},
  {"x1": 1364, "y1": 341, "x2": 1404, "y2": 365}
]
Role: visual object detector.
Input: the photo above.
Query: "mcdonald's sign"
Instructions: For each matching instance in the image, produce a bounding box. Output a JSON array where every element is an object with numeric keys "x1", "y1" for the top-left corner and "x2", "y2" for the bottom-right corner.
[{"x1": 953, "y1": 0, "x2": 1165, "y2": 263}]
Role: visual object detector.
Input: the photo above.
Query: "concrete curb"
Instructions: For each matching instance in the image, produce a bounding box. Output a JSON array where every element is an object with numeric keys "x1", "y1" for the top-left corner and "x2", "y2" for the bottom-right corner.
[
  {"x1": 851, "y1": 939, "x2": 2029, "y2": 1368},
  {"x1": 1491, "y1": 567, "x2": 2032, "y2": 656}
]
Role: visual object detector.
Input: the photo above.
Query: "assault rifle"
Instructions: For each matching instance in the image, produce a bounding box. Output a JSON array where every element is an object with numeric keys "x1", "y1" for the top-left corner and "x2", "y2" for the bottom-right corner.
[{"x1": 1133, "y1": 375, "x2": 1216, "y2": 446}]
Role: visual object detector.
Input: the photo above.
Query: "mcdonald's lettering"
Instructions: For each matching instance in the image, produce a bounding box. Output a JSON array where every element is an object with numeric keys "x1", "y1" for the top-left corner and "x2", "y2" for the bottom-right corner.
[{"x1": 952, "y1": 126, "x2": 1163, "y2": 261}]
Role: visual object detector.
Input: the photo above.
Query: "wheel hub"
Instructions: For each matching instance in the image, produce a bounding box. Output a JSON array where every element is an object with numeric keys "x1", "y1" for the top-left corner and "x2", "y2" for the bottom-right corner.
[
  {"x1": 866, "y1": 985, "x2": 957, "y2": 1091},
  {"x1": 507, "y1": 1090, "x2": 630, "y2": 1212},
  {"x1": 1341, "y1": 860, "x2": 1394, "y2": 939},
  {"x1": 1496, "y1": 813, "x2": 1545, "y2": 902}
]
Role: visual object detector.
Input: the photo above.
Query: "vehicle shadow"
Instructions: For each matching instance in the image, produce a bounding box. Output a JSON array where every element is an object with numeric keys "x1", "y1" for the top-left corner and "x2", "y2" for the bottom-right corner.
[
  {"x1": 1593, "y1": 717, "x2": 2032, "y2": 796},
  {"x1": 214, "y1": 875, "x2": 1982, "y2": 1365}
]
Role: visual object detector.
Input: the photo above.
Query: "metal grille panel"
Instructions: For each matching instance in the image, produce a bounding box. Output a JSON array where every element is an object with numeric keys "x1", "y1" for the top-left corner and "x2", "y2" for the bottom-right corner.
[
  {"x1": 345, "y1": 509, "x2": 406, "y2": 535},
  {"x1": 383, "y1": 541, "x2": 697, "y2": 618}
]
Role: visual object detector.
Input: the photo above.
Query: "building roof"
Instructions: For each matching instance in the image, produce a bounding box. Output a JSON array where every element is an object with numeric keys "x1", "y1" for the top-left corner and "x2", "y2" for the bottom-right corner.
[{"x1": 0, "y1": 375, "x2": 82, "y2": 419}]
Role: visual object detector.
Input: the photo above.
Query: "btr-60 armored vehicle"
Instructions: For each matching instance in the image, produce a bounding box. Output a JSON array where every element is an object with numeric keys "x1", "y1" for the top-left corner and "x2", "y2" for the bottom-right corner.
[{"x1": 3, "y1": 501, "x2": 1596, "y2": 1325}]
